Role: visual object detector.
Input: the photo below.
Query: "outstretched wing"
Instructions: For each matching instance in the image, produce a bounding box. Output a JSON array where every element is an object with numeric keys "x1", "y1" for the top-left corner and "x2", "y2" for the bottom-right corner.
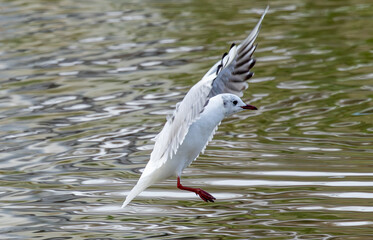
[
  {"x1": 205, "y1": 6, "x2": 268, "y2": 98},
  {"x1": 144, "y1": 7, "x2": 268, "y2": 173}
]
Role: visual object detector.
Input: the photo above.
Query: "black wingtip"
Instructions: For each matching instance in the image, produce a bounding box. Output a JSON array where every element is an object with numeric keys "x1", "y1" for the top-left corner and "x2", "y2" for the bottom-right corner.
[
  {"x1": 221, "y1": 52, "x2": 228, "y2": 60},
  {"x1": 230, "y1": 43, "x2": 236, "y2": 50},
  {"x1": 216, "y1": 64, "x2": 222, "y2": 75},
  {"x1": 249, "y1": 59, "x2": 256, "y2": 69},
  {"x1": 245, "y1": 72, "x2": 254, "y2": 80},
  {"x1": 219, "y1": 52, "x2": 228, "y2": 69}
]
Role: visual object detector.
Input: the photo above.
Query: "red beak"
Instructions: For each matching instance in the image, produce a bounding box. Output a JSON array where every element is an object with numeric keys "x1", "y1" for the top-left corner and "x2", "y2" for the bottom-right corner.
[{"x1": 241, "y1": 104, "x2": 257, "y2": 110}]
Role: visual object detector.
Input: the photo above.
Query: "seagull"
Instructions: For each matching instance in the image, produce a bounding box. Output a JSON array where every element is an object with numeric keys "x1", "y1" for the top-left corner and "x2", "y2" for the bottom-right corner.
[{"x1": 122, "y1": 7, "x2": 268, "y2": 207}]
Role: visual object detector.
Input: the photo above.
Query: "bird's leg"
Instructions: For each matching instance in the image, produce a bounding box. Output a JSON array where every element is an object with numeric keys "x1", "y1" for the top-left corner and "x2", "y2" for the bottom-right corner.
[{"x1": 177, "y1": 177, "x2": 216, "y2": 202}]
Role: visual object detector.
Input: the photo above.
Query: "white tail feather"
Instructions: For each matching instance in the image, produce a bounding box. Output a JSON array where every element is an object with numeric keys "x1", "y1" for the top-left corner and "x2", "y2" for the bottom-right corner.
[{"x1": 121, "y1": 176, "x2": 154, "y2": 208}]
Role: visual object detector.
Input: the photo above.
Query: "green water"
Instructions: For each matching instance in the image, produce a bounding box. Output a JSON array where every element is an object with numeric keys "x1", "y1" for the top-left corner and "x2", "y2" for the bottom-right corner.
[{"x1": 0, "y1": 0, "x2": 372, "y2": 239}]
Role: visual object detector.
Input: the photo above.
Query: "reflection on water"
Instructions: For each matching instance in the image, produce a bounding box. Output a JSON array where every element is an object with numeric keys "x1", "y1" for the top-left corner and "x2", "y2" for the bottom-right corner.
[{"x1": 1, "y1": 0, "x2": 373, "y2": 239}]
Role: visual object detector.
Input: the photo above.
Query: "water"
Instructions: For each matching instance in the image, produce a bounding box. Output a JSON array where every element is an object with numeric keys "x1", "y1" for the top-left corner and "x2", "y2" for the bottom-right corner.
[{"x1": 1, "y1": 0, "x2": 372, "y2": 239}]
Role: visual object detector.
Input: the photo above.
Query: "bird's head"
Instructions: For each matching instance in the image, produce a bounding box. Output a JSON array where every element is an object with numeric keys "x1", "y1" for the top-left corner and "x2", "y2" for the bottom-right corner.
[{"x1": 221, "y1": 94, "x2": 257, "y2": 116}]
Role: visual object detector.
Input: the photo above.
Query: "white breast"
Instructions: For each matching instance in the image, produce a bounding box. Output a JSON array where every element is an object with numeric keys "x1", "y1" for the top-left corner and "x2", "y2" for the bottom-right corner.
[{"x1": 166, "y1": 98, "x2": 225, "y2": 176}]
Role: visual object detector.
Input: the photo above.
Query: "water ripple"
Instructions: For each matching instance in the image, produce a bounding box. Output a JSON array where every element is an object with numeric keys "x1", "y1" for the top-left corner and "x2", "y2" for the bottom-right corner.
[
  {"x1": 211, "y1": 180, "x2": 373, "y2": 187},
  {"x1": 1, "y1": 0, "x2": 373, "y2": 239}
]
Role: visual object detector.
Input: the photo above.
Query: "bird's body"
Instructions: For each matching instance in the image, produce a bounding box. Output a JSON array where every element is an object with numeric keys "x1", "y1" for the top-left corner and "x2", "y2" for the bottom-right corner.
[
  {"x1": 146, "y1": 96, "x2": 225, "y2": 178},
  {"x1": 122, "y1": 96, "x2": 231, "y2": 206},
  {"x1": 122, "y1": 7, "x2": 268, "y2": 207}
]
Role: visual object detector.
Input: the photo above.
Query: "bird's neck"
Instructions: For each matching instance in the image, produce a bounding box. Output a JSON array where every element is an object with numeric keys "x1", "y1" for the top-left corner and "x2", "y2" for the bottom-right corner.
[{"x1": 199, "y1": 100, "x2": 225, "y2": 128}]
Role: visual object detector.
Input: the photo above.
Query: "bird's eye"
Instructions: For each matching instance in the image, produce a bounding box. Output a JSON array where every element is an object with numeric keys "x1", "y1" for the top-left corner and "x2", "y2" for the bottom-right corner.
[{"x1": 233, "y1": 100, "x2": 238, "y2": 105}]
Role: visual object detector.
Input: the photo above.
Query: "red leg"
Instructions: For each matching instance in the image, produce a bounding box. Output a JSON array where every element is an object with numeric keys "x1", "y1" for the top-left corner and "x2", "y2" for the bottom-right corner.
[{"x1": 177, "y1": 177, "x2": 216, "y2": 202}]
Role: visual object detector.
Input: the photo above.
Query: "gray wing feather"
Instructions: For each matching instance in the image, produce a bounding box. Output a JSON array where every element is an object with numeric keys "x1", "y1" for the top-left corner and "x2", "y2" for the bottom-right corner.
[{"x1": 208, "y1": 6, "x2": 268, "y2": 98}]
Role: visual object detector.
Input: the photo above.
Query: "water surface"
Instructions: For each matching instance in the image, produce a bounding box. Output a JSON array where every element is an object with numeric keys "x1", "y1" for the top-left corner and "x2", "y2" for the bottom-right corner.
[{"x1": 1, "y1": 0, "x2": 373, "y2": 239}]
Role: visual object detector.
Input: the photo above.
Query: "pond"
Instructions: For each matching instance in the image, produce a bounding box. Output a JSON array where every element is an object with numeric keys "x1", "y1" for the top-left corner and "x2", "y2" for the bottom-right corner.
[{"x1": 0, "y1": 0, "x2": 372, "y2": 239}]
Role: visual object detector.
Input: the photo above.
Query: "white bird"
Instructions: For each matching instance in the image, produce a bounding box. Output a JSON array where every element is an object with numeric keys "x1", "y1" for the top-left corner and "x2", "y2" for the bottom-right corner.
[{"x1": 122, "y1": 7, "x2": 268, "y2": 207}]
